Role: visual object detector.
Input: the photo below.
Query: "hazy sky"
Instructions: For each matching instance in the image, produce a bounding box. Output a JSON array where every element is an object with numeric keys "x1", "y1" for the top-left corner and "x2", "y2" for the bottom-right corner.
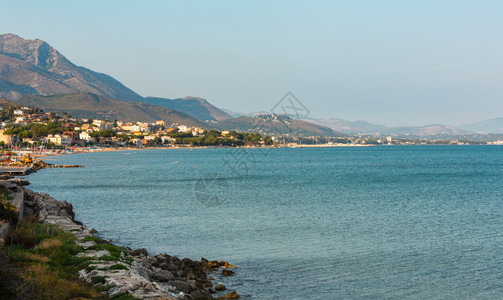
[{"x1": 2, "y1": 1, "x2": 502, "y2": 126}]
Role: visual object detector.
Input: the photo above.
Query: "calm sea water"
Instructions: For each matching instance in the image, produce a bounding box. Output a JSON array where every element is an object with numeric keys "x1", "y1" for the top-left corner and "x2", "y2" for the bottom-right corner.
[{"x1": 28, "y1": 146, "x2": 503, "y2": 299}]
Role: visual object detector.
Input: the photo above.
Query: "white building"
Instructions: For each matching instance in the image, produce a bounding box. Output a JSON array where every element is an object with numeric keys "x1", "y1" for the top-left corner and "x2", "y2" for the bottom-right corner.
[
  {"x1": 178, "y1": 125, "x2": 189, "y2": 133},
  {"x1": 79, "y1": 132, "x2": 92, "y2": 141},
  {"x1": 161, "y1": 136, "x2": 176, "y2": 143},
  {"x1": 121, "y1": 125, "x2": 142, "y2": 132},
  {"x1": 47, "y1": 134, "x2": 72, "y2": 147}
]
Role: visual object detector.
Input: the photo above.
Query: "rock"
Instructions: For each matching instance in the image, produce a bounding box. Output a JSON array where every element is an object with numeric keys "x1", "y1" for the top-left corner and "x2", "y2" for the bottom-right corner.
[
  {"x1": 90, "y1": 228, "x2": 97, "y2": 233},
  {"x1": 188, "y1": 279, "x2": 197, "y2": 289},
  {"x1": 224, "y1": 290, "x2": 240, "y2": 299},
  {"x1": 215, "y1": 284, "x2": 226, "y2": 291},
  {"x1": 168, "y1": 280, "x2": 194, "y2": 293},
  {"x1": 152, "y1": 269, "x2": 175, "y2": 282},
  {"x1": 158, "y1": 262, "x2": 171, "y2": 270},
  {"x1": 131, "y1": 248, "x2": 148, "y2": 256},
  {"x1": 146, "y1": 256, "x2": 158, "y2": 266},
  {"x1": 190, "y1": 289, "x2": 214, "y2": 300},
  {"x1": 176, "y1": 270, "x2": 187, "y2": 278},
  {"x1": 156, "y1": 254, "x2": 168, "y2": 264},
  {"x1": 77, "y1": 240, "x2": 96, "y2": 249},
  {"x1": 133, "y1": 261, "x2": 153, "y2": 280},
  {"x1": 76, "y1": 249, "x2": 110, "y2": 258},
  {"x1": 221, "y1": 270, "x2": 235, "y2": 276}
]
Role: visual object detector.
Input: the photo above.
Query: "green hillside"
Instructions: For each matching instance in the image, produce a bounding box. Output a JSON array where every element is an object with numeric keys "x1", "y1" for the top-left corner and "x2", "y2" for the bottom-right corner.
[{"x1": 15, "y1": 93, "x2": 206, "y2": 126}]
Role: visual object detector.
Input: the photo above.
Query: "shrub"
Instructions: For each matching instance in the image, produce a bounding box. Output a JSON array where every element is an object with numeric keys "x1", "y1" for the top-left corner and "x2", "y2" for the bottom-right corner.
[{"x1": 6, "y1": 224, "x2": 37, "y2": 249}]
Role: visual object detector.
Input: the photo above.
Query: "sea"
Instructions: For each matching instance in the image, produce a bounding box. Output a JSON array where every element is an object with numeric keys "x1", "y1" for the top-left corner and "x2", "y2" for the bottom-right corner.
[{"x1": 27, "y1": 146, "x2": 503, "y2": 299}]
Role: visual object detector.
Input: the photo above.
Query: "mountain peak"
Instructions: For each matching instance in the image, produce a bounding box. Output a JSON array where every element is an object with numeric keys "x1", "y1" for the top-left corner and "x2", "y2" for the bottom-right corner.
[
  {"x1": 0, "y1": 33, "x2": 143, "y2": 101},
  {"x1": 0, "y1": 33, "x2": 60, "y2": 69},
  {"x1": 180, "y1": 96, "x2": 208, "y2": 104}
]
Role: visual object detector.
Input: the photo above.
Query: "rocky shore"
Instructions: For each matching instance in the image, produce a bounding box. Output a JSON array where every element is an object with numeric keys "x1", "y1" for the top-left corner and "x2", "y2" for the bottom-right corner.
[{"x1": 4, "y1": 181, "x2": 239, "y2": 299}]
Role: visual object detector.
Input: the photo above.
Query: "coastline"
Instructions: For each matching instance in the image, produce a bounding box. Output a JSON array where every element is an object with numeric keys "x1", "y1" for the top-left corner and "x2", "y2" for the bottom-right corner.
[
  {"x1": 30, "y1": 143, "x2": 373, "y2": 160},
  {"x1": 1, "y1": 165, "x2": 241, "y2": 299}
]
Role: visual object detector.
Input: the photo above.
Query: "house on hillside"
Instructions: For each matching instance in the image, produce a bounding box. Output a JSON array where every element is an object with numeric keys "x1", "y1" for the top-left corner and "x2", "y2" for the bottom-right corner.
[
  {"x1": 46, "y1": 134, "x2": 72, "y2": 147},
  {"x1": 79, "y1": 132, "x2": 92, "y2": 141},
  {"x1": 62, "y1": 131, "x2": 75, "y2": 144}
]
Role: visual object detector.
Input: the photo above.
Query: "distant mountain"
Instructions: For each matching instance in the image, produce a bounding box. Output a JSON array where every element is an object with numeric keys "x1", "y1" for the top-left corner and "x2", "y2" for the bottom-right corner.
[
  {"x1": 457, "y1": 118, "x2": 503, "y2": 134},
  {"x1": 309, "y1": 118, "x2": 388, "y2": 135},
  {"x1": 0, "y1": 33, "x2": 143, "y2": 101},
  {"x1": 380, "y1": 124, "x2": 469, "y2": 136},
  {"x1": 310, "y1": 117, "x2": 476, "y2": 138},
  {"x1": 15, "y1": 92, "x2": 206, "y2": 126},
  {"x1": 221, "y1": 108, "x2": 245, "y2": 118},
  {"x1": 139, "y1": 96, "x2": 232, "y2": 121},
  {"x1": 213, "y1": 114, "x2": 344, "y2": 137}
]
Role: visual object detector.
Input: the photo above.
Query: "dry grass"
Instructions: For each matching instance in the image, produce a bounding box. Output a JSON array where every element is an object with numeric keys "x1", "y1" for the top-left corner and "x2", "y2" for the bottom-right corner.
[
  {"x1": 21, "y1": 264, "x2": 96, "y2": 300},
  {"x1": 38, "y1": 238, "x2": 64, "y2": 250},
  {"x1": 24, "y1": 253, "x2": 51, "y2": 263}
]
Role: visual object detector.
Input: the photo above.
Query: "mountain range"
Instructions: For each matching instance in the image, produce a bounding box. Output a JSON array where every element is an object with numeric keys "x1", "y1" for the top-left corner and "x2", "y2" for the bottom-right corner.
[
  {"x1": 457, "y1": 118, "x2": 503, "y2": 134},
  {"x1": 0, "y1": 33, "x2": 501, "y2": 138},
  {"x1": 310, "y1": 117, "x2": 503, "y2": 137},
  {"x1": 15, "y1": 92, "x2": 205, "y2": 127},
  {"x1": 139, "y1": 96, "x2": 232, "y2": 121}
]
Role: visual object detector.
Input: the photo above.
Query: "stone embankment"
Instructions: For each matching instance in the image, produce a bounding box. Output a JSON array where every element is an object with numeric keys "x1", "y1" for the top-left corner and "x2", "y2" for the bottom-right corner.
[
  {"x1": 2, "y1": 181, "x2": 239, "y2": 299},
  {"x1": 31, "y1": 159, "x2": 84, "y2": 171}
]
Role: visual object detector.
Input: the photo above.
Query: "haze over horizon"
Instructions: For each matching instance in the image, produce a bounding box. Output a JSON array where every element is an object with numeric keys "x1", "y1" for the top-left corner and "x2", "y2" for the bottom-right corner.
[{"x1": 2, "y1": 1, "x2": 502, "y2": 127}]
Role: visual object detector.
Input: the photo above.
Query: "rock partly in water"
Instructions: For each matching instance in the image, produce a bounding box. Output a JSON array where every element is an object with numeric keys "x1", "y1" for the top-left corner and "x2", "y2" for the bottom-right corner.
[
  {"x1": 222, "y1": 270, "x2": 235, "y2": 276},
  {"x1": 131, "y1": 248, "x2": 148, "y2": 256},
  {"x1": 223, "y1": 290, "x2": 240, "y2": 299}
]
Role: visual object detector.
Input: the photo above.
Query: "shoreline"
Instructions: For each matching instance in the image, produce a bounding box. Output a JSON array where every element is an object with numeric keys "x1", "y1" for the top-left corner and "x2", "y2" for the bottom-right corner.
[
  {"x1": 28, "y1": 143, "x2": 375, "y2": 158},
  {"x1": 1, "y1": 165, "x2": 241, "y2": 299},
  {"x1": 29, "y1": 143, "x2": 499, "y2": 160}
]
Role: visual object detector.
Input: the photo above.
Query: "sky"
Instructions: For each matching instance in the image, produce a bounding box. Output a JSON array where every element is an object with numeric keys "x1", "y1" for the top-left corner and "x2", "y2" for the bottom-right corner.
[{"x1": 1, "y1": 0, "x2": 502, "y2": 126}]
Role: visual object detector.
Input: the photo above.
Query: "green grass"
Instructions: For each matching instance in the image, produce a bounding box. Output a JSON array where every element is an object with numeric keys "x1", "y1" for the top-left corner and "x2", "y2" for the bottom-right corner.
[
  {"x1": 98, "y1": 255, "x2": 120, "y2": 261},
  {"x1": 83, "y1": 235, "x2": 103, "y2": 243},
  {"x1": 96, "y1": 283, "x2": 116, "y2": 292},
  {"x1": 110, "y1": 264, "x2": 128, "y2": 270},
  {"x1": 91, "y1": 275, "x2": 108, "y2": 284},
  {"x1": 110, "y1": 293, "x2": 140, "y2": 300},
  {"x1": 87, "y1": 243, "x2": 126, "y2": 259},
  {"x1": 85, "y1": 265, "x2": 97, "y2": 272}
]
